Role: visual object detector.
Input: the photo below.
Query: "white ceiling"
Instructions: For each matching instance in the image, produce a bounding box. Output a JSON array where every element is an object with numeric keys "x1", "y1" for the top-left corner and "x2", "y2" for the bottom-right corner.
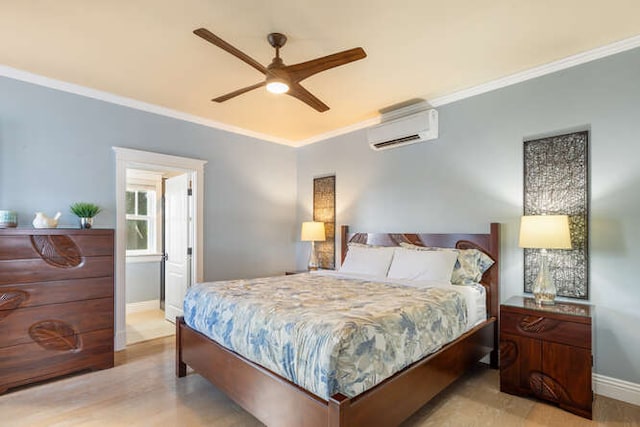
[{"x1": 1, "y1": 0, "x2": 640, "y2": 146}]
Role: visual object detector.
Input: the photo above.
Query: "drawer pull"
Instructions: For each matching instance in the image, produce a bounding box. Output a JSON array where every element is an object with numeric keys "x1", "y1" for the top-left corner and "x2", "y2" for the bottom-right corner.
[
  {"x1": 30, "y1": 235, "x2": 83, "y2": 268},
  {"x1": 529, "y1": 371, "x2": 571, "y2": 404},
  {"x1": 28, "y1": 320, "x2": 81, "y2": 352},
  {"x1": 518, "y1": 316, "x2": 558, "y2": 334},
  {"x1": 0, "y1": 290, "x2": 28, "y2": 320}
]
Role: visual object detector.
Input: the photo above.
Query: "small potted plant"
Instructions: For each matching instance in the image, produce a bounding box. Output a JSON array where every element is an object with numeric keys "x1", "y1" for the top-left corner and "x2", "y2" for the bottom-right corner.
[{"x1": 70, "y1": 202, "x2": 102, "y2": 229}]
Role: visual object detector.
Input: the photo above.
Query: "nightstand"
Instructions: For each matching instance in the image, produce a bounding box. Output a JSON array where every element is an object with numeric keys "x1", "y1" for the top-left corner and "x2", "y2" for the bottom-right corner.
[
  {"x1": 285, "y1": 270, "x2": 308, "y2": 275},
  {"x1": 500, "y1": 296, "x2": 593, "y2": 419}
]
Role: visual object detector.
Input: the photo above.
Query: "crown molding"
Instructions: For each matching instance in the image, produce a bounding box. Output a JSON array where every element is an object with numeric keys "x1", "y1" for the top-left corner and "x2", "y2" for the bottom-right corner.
[
  {"x1": 2, "y1": 33, "x2": 640, "y2": 148},
  {"x1": 296, "y1": 33, "x2": 640, "y2": 146},
  {"x1": 292, "y1": 116, "x2": 380, "y2": 147},
  {"x1": 0, "y1": 65, "x2": 293, "y2": 146},
  {"x1": 428, "y1": 33, "x2": 640, "y2": 108}
]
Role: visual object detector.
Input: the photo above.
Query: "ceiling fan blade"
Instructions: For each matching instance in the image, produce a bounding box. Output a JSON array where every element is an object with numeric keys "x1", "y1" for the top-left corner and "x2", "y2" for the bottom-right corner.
[
  {"x1": 284, "y1": 47, "x2": 366, "y2": 82},
  {"x1": 212, "y1": 82, "x2": 266, "y2": 102},
  {"x1": 194, "y1": 28, "x2": 267, "y2": 75},
  {"x1": 287, "y1": 82, "x2": 329, "y2": 112}
]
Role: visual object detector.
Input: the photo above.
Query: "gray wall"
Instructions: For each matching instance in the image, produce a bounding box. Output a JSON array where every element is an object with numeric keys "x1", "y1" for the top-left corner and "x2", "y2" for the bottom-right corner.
[
  {"x1": 2, "y1": 46, "x2": 638, "y2": 385},
  {"x1": 296, "y1": 48, "x2": 640, "y2": 384},
  {"x1": 126, "y1": 261, "x2": 161, "y2": 304},
  {"x1": 0, "y1": 77, "x2": 298, "y2": 280}
]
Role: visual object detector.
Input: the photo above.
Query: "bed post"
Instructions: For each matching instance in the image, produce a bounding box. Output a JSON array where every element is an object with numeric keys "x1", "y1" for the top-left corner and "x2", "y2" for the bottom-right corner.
[
  {"x1": 328, "y1": 393, "x2": 350, "y2": 427},
  {"x1": 176, "y1": 316, "x2": 187, "y2": 377},
  {"x1": 340, "y1": 225, "x2": 349, "y2": 265},
  {"x1": 489, "y1": 222, "x2": 500, "y2": 369}
]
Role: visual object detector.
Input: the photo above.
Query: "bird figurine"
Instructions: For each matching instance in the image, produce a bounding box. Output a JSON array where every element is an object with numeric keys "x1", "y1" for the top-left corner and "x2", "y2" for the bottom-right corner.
[{"x1": 33, "y1": 212, "x2": 61, "y2": 228}]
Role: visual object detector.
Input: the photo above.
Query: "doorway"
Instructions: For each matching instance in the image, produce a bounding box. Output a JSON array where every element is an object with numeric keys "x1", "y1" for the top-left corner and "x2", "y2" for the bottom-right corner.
[
  {"x1": 113, "y1": 147, "x2": 207, "y2": 351},
  {"x1": 124, "y1": 168, "x2": 190, "y2": 345}
]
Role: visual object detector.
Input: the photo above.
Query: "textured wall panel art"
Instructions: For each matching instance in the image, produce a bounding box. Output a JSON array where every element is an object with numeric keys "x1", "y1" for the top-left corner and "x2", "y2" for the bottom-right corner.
[
  {"x1": 313, "y1": 175, "x2": 336, "y2": 270},
  {"x1": 523, "y1": 131, "x2": 589, "y2": 299}
]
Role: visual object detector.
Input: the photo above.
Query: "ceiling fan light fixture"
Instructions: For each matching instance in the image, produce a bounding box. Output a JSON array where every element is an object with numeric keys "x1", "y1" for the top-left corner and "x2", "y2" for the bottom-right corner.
[{"x1": 266, "y1": 78, "x2": 289, "y2": 94}]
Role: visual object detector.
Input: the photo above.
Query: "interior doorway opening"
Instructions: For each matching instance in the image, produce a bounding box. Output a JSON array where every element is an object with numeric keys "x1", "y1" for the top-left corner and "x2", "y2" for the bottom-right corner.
[
  {"x1": 124, "y1": 168, "x2": 189, "y2": 345},
  {"x1": 113, "y1": 147, "x2": 207, "y2": 351}
]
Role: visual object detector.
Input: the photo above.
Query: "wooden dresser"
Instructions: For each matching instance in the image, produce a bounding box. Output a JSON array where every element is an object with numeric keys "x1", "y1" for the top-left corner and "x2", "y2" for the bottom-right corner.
[
  {"x1": 0, "y1": 228, "x2": 114, "y2": 394},
  {"x1": 500, "y1": 296, "x2": 593, "y2": 419}
]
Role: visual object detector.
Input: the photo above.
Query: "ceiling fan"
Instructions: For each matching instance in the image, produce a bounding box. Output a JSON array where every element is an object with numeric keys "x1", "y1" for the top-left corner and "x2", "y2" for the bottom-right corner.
[{"x1": 193, "y1": 28, "x2": 367, "y2": 112}]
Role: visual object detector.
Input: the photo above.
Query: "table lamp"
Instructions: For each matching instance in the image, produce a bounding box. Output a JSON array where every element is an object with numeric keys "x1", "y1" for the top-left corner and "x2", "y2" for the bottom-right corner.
[
  {"x1": 301, "y1": 221, "x2": 326, "y2": 270},
  {"x1": 519, "y1": 215, "x2": 572, "y2": 305}
]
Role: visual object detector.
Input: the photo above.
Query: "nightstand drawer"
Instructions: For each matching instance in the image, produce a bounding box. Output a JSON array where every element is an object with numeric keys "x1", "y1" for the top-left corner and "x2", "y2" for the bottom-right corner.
[{"x1": 501, "y1": 311, "x2": 591, "y2": 349}]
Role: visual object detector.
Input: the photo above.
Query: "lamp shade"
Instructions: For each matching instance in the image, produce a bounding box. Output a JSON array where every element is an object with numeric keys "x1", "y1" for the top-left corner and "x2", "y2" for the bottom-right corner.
[
  {"x1": 519, "y1": 215, "x2": 572, "y2": 249},
  {"x1": 301, "y1": 221, "x2": 326, "y2": 242}
]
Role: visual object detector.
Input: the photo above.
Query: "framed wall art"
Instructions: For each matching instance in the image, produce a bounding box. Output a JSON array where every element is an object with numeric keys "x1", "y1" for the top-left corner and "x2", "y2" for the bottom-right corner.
[
  {"x1": 313, "y1": 175, "x2": 336, "y2": 270},
  {"x1": 523, "y1": 130, "x2": 589, "y2": 299}
]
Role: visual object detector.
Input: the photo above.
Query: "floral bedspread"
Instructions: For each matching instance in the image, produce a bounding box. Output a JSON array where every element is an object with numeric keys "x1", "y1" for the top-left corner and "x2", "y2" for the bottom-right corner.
[{"x1": 183, "y1": 273, "x2": 467, "y2": 399}]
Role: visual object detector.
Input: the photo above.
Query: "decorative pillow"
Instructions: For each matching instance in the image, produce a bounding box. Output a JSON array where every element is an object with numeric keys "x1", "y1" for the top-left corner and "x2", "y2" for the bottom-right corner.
[
  {"x1": 346, "y1": 242, "x2": 382, "y2": 248},
  {"x1": 454, "y1": 248, "x2": 495, "y2": 284},
  {"x1": 399, "y1": 242, "x2": 494, "y2": 285},
  {"x1": 387, "y1": 247, "x2": 457, "y2": 282},
  {"x1": 339, "y1": 244, "x2": 396, "y2": 277}
]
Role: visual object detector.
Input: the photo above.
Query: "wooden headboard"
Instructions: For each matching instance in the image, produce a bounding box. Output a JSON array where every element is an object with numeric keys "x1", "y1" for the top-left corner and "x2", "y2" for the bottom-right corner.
[{"x1": 340, "y1": 223, "x2": 500, "y2": 320}]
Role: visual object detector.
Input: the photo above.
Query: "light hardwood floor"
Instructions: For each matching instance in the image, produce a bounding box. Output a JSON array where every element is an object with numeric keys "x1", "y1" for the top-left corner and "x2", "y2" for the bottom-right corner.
[
  {"x1": 126, "y1": 309, "x2": 175, "y2": 345},
  {"x1": 2, "y1": 336, "x2": 639, "y2": 426}
]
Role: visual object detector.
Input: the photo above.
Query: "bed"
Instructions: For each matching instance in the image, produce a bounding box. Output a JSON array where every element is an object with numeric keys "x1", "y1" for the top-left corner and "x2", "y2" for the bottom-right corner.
[{"x1": 176, "y1": 223, "x2": 500, "y2": 426}]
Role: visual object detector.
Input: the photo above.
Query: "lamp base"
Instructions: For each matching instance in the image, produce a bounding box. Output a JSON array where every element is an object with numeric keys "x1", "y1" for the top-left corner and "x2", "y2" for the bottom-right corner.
[
  {"x1": 307, "y1": 241, "x2": 319, "y2": 271},
  {"x1": 533, "y1": 291, "x2": 556, "y2": 306},
  {"x1": 532, "y1": 249, "x2": 556, "y2": 305}
]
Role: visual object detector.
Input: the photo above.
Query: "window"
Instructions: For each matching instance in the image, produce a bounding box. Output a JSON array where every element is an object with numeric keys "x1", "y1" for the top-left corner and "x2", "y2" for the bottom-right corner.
[
  {"x1": 125, "y1": 169, "x2": 163, "y2": 259},
  {"x1": 126, "y1": 188, "x2": 156, "y2": 254}
]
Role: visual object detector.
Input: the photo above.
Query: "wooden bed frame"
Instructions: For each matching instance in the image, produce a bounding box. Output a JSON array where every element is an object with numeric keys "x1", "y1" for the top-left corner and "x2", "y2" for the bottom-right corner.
[{"x1": 176, "y1": 223, "x2": 500, "y2": 426}]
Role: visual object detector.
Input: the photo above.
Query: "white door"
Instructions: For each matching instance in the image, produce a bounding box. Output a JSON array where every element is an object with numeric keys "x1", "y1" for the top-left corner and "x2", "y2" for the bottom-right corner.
[{"x1": 164, "y1": 174, "x2": 190, "y2": 323}]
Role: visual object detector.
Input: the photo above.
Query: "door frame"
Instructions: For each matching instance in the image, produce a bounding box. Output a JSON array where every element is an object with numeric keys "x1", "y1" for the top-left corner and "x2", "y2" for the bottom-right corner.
[{"x1": 113, "y1": 147, "x2": 207, "y2": 351}]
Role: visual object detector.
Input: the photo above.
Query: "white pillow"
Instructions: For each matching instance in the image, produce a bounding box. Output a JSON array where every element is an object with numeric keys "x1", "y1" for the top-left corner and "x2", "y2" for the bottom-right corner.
[
  {"x1": 399, "y1": 242, "x2": 495, "y2": 285},
  {"x1": 387, "y1": 247, "x2": 458, "y2": 282},
  {"x1": 339, "y1": 245, "x2": 396, "y2": 277}
]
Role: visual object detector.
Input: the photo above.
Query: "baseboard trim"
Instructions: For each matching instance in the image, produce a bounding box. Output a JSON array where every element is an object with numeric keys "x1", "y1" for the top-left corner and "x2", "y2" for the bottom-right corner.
[
  {"x1": 126, "y1": 299, "x2": 160, "y2": 314},
  {"x1": 115, "y1": 329, "x2": 126, "y2": 352},
  {"x1": 594, "y1": 374, "x2": 640, "y2": 406},
  {"x1": 164, "y1": 305, "x2": 183, "y2": 324}
]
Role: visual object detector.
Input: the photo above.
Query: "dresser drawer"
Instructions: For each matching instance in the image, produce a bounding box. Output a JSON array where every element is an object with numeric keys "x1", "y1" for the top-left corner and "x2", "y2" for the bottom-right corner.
[
  {"x1": 0, "y1": 298, "x2": 113, "y2": 348},
  {"x1": 0, "y1": 277, "x2": 113, "y2": 310},
  {"x1": 0, "y1": 234, "x2": 113, "y2": 260},
  {"x1": 0, "y1": 328, "x2": 113, "y2": 391},
  {"x1": 0, "y1": 256, "x2": 113, "y2": 285},
  {"x1": 500, "y1": 310, "x2": 591, "y2": 349}
]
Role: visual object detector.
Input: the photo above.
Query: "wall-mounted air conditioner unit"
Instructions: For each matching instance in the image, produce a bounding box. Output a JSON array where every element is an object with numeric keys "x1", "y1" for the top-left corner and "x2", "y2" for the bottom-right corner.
[{"x1": 367, "y1": 109, "x2": 438, "y2": 151}]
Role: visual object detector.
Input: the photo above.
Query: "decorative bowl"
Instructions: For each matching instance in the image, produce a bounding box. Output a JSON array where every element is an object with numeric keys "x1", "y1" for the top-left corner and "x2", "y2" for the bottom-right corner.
[{"x1": 0, "y1": 210, "x2": 18, "y2": 228}]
